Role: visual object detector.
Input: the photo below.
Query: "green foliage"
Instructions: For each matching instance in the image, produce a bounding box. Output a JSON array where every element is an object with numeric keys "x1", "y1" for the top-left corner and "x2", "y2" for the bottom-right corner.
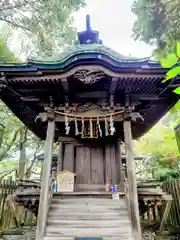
[
  {"x1": 0, "y1": 0, "x2": 86, "y2": 57},
  {"x1": 132, "y1": 0, "x2": 180, "y2": 93},
  {"x1": 135, "y1": 101, "x2": 180, "y2": 181},
  {"x1": 162, "y1": 66, "x2": 180, "y2": 83},
  {"x1": 160, "y1": 53, "x2": 178, "y2": 68},
  {"x1": 132, "y1": 0, "x2": 180, "y2": 55},
  {"x1": 173, "y1": 87, "x2": 180, "y2": 95},
  {"x1": 157, "y1": 44, "x2": 180, "y2": 94},
  {"x1": 159, "y1": 52, "x2": 179, "y2": 82},
  {"x1": 0, "y1": 39, "x2": 18, "y2": 63},
  {"x1": 176, "y1": 42, "x2": 180, "y2": 58},
  {"x1": 175, "y1": 124, "x2": 180, "y2": 154}
]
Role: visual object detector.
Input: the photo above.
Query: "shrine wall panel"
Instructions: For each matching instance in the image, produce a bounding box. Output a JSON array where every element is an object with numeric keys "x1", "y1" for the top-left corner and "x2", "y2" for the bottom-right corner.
[
  {"x1": 105, "y1": 145, "x2": 112, "y2": 184},
  {"x1": 63, "y1": 143, "x2": 74, "y2": 172},
  {"x1": 110, "y1": 144, "x2": 117, "y2": 184}
]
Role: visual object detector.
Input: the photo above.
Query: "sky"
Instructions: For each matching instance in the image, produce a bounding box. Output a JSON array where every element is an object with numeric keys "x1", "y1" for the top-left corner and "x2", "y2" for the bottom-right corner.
[{"x1": 73, "y1": 0, "x2": 154, "y2": 58}]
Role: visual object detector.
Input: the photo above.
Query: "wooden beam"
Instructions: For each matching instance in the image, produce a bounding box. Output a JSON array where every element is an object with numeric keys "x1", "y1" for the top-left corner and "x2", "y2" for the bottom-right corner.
[
  {"x1": 10, "y1": 65, "x2": 165, "y2": 83},
  {"x1": 123, "y1": 121, "x2": 141, "y2": 240},
  {"x1": 76, "y1": 91, "x2": 108, "y2": 98},
  {"x1": 159, "y1": 195, "x2": 173, "y2": 232},
  {"x1": 59, "y1": 136, "x2": 79, "y2": 143},
  {"x1": 36, "y1": 120, "x2": 55, "y2": 240},
  {"x1": 131, "y1": 94, "x2": 159, "y2": 101},
  {"x1": 168, "y1": 84, "x2": 180, "y2": 88},
  {"x1": 109, "y1": 77, "x2": 119, "y2": 94}
]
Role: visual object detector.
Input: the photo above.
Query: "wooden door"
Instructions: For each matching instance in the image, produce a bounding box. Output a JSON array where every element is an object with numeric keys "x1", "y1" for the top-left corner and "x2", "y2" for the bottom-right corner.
[{"x1": 61, "y1": 140, "x2": 122, "y2": 191}]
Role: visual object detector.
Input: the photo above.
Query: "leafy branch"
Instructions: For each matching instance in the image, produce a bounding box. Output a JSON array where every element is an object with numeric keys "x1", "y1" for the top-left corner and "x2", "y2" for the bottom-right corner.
[{"x1": 159, "y1": 42, "x2": 180, "y2": 95}]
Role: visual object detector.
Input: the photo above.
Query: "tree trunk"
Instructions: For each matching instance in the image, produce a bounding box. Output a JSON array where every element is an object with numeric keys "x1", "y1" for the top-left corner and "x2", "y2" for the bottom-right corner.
[{"x1": 18, "y1": 125, "x2": 27, "y2": 180}]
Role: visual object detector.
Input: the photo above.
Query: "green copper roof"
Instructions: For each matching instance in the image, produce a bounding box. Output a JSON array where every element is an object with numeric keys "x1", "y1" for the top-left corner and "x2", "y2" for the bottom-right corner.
[{"x1": 29, "y1": 44, "x2": 150, "y2": 64}]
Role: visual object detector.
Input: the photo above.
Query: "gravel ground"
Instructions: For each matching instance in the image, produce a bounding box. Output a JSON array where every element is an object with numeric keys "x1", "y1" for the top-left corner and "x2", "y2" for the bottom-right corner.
[
  {"x1": 141, "y1": 224, "x2": 156, "y2": 240},
  {"x1": 1, "y1": 225, "x2": 176, "y2": 240},
  {"x1": 1, "y1": 226, "x2": 36, "y2": 240}
]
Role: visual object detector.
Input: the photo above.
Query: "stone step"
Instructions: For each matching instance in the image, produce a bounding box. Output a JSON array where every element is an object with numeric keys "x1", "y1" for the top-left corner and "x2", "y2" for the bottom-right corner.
[
  {"x1": 51, "y1": 200, "x2": 126, "y2": 205},
  {"x1": 50, "y1": 204, "x2": 126, "y2": 210},
  {"x1": 50, "y1": 202, "x2": 127, "y2": 208},
  {"x1": 45, "y1": 197, "x2": 133, "y2": 239},
  {"x1": 48, "y1": 211, "x2": 125, "y2": 216},
  {"x1": 47, "y1": 219, "x2": 131, "y2": 227},
  {"x1": 49, "y1": 207, "x2": 127, "y2": 215},
  {"x1": 44, "y1": 235, "x2": 134, "y2": 240},
  {"x1": 48, "y1": 213, "x2": 129, "y2": 221},
  {"x1": 45, "y1": 226, "x2": 132, "y2": 235},
  {"x1": 51, "y1": 198, "x2": 126, "y2": 205},
  {"x1": 48, "y1": 212, "x2": 128, "y2": 218}
]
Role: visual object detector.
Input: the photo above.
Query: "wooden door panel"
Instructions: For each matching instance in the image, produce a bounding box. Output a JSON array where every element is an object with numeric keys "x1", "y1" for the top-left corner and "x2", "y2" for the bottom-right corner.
[
  {"x1": 75, "y1": 146, "x2": 91, "y2": 184},
  {"x1": 91, "y1": 147, "x2": 104, "y2": 184}
]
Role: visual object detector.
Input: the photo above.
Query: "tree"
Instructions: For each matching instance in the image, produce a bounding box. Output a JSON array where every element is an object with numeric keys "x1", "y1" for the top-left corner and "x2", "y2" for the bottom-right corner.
[
  {"x1": 0, "y1": 101, "x2": 44, "y2": 179},
  {"x1": 135, "y1": 101, "x2": 180, "y2": 181},
  {"x1": 0, "y1": 38, "x2": 44, "y2": 179},
  {"x1": 0, "y1": 0, "x2": 85, "y2": 58},
  {"x1": 132, "y1": 0, "x2": 180, "y2": 55}
]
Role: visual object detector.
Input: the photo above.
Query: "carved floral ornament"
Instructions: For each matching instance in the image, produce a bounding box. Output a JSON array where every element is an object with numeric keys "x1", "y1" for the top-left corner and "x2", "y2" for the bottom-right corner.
[{"x1": 74, "y1": 69, "x2": 105, "y2": 84}]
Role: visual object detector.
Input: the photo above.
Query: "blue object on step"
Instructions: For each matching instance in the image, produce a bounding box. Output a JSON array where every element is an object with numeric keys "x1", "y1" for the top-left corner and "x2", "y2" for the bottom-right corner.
[
  {"x1": 114, "y1": 185, "x2": 118, "y2": 192},
  {"x1": 53, "y1": 183, "x2": 58, "y2": 192},
  {"x1": 110, "y1": 186, "x2": 114, "y2": 192}
]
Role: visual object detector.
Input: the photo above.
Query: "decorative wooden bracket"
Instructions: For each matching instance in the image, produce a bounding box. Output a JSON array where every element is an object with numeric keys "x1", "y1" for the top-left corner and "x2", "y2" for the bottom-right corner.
[{"x1": 35, "y1": 108, "x2": 55, "y2": 123}]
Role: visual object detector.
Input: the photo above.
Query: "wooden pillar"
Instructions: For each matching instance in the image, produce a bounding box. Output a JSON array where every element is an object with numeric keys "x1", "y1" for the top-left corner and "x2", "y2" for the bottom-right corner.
[
  {"x1": 36, "y1": 120, "x2": 55, "y2": 240},
  {"x1": 57, "y1": 141, "x2": 63, "y2": 173},
  {"x1": 123, "y1": 121, "x2": 141, "y2": 240}
]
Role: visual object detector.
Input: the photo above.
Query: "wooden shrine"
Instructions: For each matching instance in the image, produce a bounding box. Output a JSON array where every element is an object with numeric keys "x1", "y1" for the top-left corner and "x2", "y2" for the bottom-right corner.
[{"x1": 0, "y1": 15, "x2": 179, "y2": 240}]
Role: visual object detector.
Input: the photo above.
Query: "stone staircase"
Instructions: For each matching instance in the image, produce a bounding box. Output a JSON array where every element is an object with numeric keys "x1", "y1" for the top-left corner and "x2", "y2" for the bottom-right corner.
[{"x1": 44, "y1": 196, "x2": 134, "y2": 240}]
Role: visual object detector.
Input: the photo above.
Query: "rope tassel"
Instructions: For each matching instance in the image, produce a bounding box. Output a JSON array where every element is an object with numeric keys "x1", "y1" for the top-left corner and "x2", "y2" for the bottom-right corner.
[
  {"x1": 105, "y1": 116, "x2": 109, "y2": 136},
  {"x1": 65, "y1": 115, "x2": 70, "y2": 135},
  {"x1": 90, "y1": 118, "x2": 93, "y2": 138},
  {"x1": 75, "y1": 117, "x2": 79, "y2": 135},
  {"x1": 110, "y1": 115, "x2": 116, "y2": 136},
  {"x1": 97, "y1": 117, "x2": 102, "y2": 137},
  {"x1": 81, "y1": 117, "x2": 84, "y2": 137}
]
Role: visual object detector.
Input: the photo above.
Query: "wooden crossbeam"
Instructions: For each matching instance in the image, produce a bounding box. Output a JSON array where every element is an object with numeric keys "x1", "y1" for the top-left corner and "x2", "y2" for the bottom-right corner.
[{"x1": 76, "y1": 91, "x2": 108, "y2": 98}]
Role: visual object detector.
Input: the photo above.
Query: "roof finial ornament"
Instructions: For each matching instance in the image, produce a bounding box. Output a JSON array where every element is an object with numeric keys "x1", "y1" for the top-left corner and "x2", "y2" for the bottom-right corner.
[
  {"x1": 86, "y1": 14, "x2": 91, "y2": 31},
  {"x1": 77, "y1": 15, "x2": 102, "y2": 45}
]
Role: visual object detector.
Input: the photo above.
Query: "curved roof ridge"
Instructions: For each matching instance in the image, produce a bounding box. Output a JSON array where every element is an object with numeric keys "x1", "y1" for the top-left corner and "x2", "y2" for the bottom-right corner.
[{"x1": 27, "y1": 44, "x2": 154, "y2": 65}]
